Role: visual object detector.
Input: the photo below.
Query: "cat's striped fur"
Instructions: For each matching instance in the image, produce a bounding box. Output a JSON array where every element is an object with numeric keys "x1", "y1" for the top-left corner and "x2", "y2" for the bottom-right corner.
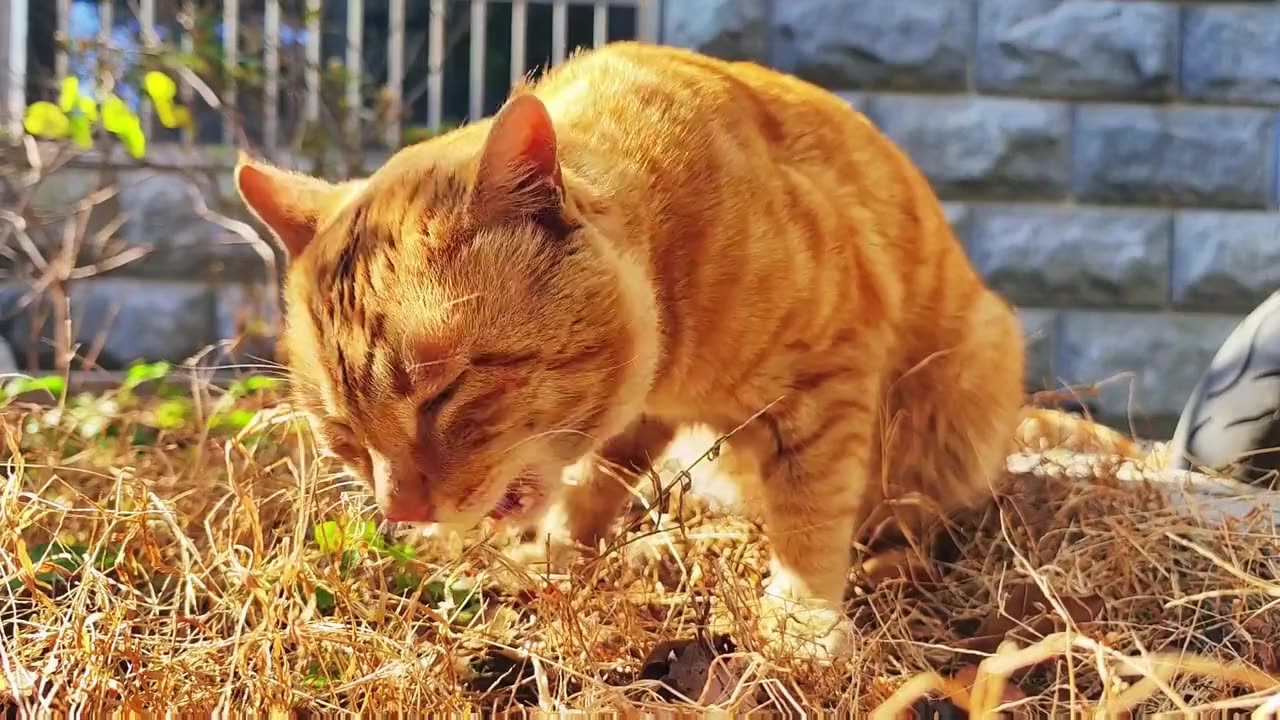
[{"x1": 233, "y1": 41, "x2": 1027, "y2": 656}]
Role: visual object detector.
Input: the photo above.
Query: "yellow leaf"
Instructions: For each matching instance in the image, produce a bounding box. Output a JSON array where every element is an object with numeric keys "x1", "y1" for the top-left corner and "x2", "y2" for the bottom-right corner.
[
  {"x1": 76, "y1": 96, "x2": 98, "y2": 123},
  {"x1": 155, "y1": 100, "x2": 177, "y2": 129},
  {"x1": 119, "y1": 122, "x2": 146, "y2": 159},
  {"x1": 58, "y1": 76, "x2": 79, "y2": 112},
  {"x1": 143, "y1": 71, "x2": 177, "y2": 104},
  {"x1": 172, "y1": 105, "x2": 193, "y2": 130},
  {"x1": 100, "y1": 94, "x2": 134, "y2": 134},
  {"x1": 69, "y1": 115, "x2": 93, "y2": 149},
  {"x1": 15, "y1": 537, "x2": 33, "y2": 580},
  {"x1": 22, "y1": 101, "x2": 70, "y2": 139}
]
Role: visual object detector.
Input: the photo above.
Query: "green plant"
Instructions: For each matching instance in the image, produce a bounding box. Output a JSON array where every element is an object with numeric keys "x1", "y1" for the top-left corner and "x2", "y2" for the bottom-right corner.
[
  {"x1": 309, "y1": 517, "x2": 481, "y2": 624},
  {"x1": 21, "y1": 72, "x2": 192, "y2": 158}
]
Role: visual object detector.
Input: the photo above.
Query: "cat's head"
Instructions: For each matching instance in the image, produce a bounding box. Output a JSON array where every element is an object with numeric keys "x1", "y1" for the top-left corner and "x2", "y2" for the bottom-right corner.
[{"x1": 232, "y1": 93, "x2": 658, "y2": 533}]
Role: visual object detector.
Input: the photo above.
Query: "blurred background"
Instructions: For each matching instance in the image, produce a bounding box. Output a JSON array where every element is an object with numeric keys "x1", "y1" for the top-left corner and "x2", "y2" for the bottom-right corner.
[{"x1": 0, "y1": 0, "x2": 1276, "y2": 440}]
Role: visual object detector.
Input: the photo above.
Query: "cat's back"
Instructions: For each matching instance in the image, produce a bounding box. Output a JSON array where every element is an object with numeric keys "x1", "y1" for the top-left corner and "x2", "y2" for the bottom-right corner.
[{"x1": 533, "y1": 42, "x2": 879, "y2": 191}]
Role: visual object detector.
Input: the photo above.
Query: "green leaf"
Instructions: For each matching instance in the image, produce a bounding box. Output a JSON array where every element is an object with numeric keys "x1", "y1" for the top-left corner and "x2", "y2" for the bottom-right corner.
[
  {"x1": 23, "y1": 102, "x2": 70, "y2": 139},
  {"x1": 124, "y1": 360, "x2": 171, "y2": 390},
  {"x1": 303, "y1": 662, "x2": 332, "y2": 688},
  {"x1": 243, "y1": 375, "x2": 280, "y2": 392},
  {"x1": 153, "y1": 399, "x2": 191, "y2": 429},
  {"x1": 339, "y1": 550, "x2": 359, "y2": 574},
  {"x1": 314, "y1": 585, "x2": 335, "y2": 612},
  {"x1": 143, "y1": 71, "x2": 178, "y2": 104},
  {"x1": 312, "y1": 521, "x2": 343, "y2": 554},
  {"x1": 2, "y1": 375, "x2": 66, "y2": 401},
  {"x1": 58, "y1": 77, "x2": 79, "y2": 112}
]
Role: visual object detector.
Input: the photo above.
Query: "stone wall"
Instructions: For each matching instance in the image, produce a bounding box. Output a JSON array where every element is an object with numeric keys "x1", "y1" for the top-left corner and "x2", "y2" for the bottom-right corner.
[
  {"x1": 667, "y1": 0, "x2": 1280, "y2": 436},
  {"x1": 0, "y1": 146, "x2": 283, "y2": 374},
  {"x1": 3, "y1": 1, "x2": 1277, "y2": 438}
]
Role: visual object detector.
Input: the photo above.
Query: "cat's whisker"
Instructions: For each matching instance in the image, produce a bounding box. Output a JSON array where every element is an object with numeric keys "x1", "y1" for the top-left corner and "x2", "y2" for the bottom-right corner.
[
  {"x1": 441, "y1": 293, "x2": 482, "y2": 311},
  {"x1": 499, "y1": 428, "x2": 599, "y2": 458}
]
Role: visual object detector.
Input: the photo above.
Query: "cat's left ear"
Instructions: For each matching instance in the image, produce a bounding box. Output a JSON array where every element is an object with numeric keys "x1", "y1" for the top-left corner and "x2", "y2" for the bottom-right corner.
[
  {"x1": 469, "y1": 92, "x2": 565, "y2": 224},
  {"x1": 234, "y1": 155, "x2": 338, "y2": 259}
]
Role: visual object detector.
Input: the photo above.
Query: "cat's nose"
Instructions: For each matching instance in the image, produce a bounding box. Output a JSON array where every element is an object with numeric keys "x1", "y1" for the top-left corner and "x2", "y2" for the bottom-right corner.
[{"x1": 380, "y1": 477, "x2": 435, "y2": 523}]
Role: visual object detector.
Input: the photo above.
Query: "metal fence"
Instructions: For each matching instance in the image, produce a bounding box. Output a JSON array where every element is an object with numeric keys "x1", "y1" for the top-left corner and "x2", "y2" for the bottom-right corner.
[{"x1": 0, "y1": 0, "x2": 662, "y2": 152}]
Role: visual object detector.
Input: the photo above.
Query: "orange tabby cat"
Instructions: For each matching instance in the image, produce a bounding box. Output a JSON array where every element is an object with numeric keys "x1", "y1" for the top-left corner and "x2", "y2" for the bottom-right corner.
[{"x1": 233, "y1": 41, "x2": 1026, "y2": 657}]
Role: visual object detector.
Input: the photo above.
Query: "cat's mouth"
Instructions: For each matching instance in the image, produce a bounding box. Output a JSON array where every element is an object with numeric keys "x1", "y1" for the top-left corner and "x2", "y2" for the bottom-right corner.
[{"x1": 486, "y1": 469, "x2": 547, "y2": 522}]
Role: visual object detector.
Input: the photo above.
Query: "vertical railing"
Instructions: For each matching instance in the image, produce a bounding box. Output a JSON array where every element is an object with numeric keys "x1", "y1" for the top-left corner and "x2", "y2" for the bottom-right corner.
[
  {"x1": 263, "y1": 0, "x2": 280, "y2": 158},
  {"x1": 0, "y1": 0, "x2": 664, "y2": 148},
  {"x1": 221, "y1": 0, "x2": 237, "y2": 145},
  {"x1": 469, "y1": 0, "x2": 486, "y2": 122},
  {"x1": 303, "y1": 0, "x2": 320, "y2": 128},
  {"x1": 427, "y1": 0, "x2": 445, "y2": 132},
  {"x1": 550, "y1": 0, "x2": 567, "y2": 66},
  {"x1": 0, "y1": 0, "x2": 28, "y2": 140},
  {"x1": 386, "y1": 0, "x2": 405, "y2": 148}
]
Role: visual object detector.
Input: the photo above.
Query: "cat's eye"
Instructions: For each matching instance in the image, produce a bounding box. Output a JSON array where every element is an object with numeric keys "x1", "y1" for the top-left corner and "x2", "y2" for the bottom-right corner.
[{"x1": 418, "y1": 373, "x2": 465, "y2": 422}]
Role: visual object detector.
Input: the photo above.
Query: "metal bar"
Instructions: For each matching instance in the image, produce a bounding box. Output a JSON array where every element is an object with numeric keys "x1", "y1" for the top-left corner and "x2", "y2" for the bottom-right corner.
[
  {"x1": 469, "y1": 0, "x2": 486, "y2": 121},
  {"x1": 593, "y1": 1, "x2": 609, "y2": 47},
  {"x1": 345, "y1": 0, "x2": 363, "y2": 146},
  {"x1": 386, "y1": 0, "x2": 404, "y2": 147},
  {"x1": 427, "y1": 0, "x2": 444, "y2": 130},
  {"x1": 54, "y1": 0, "x2": 69, "y2": 83},
  {"x1": 1, "y1": 0, "x2": 29, "y2": 140},
  {"x1": 263, "y1": 0, "x2": 280, "y2": 157},
  {"x1": 138, "y1": 0, "x2": 155, "y2": 136},
  {"x1": 636, "y1": 0, "x2": 660, "y2": 43},
  {"x1": 304, "y1": 0, "x2": 320, "y2": 124},
  {"x1": 179, "y1": 0, "x2": 194, "y2": 145},
  {"x1": 509, "y1": 0, "x2": 526, "y2": 88},
  {"x1": 551, "y1": 0, "x2": 567, "y2": 66},
  {"x1": 222, "y1": 0, "x2": 239, "y2": 145}
]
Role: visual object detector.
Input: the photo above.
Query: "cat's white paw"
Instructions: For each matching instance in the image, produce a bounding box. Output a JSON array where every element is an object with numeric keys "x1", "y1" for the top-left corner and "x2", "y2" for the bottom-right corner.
[{"x1": 755, "y1": 575, "x2": 854, "y2": 662}]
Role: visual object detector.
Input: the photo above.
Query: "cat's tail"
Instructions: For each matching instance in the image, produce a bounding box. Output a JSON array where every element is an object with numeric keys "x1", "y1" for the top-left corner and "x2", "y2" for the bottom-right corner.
[{"x1": 1014, "y1": 406, "x2": 1153, "y2": 461}]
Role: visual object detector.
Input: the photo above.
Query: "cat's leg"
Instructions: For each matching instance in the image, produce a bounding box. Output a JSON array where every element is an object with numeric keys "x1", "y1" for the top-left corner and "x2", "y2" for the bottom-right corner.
[
  {"x1": 730, "y1": 382, "x2": 882, "y2": 660},
  {"x1": 874, "y1": 294, "x2": 1024, "y2": 559},
  {"x1": 554, "y1": 414, "x2": 676, "y2": 547},
  {"x1": 513, "y1": 415, "x2": 675, "y2": 569}
]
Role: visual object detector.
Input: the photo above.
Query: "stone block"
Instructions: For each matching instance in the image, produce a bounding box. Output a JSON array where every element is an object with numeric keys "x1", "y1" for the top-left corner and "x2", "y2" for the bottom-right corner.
[
  {"x1": 771, "y1": 0, "x2": 973, "y2": 91},
  {"x1": 215, "y1": 284, "x2": 282, "y2": 364},
  {"x1": 1056, "y1": 311, "x2": 1241, "y2": 426},
  {"x1": 0, "y1": 336, "x2": 15, "y2": 375},
  {"x1": 3, "y1": 166, "x2": 269, "y2": 283},
  {"x1": 967, "y1": 206, "x2": 1171, "y2": 308},
  {"x1": 663, "y1": 0, "x2": 769, "y2": 62},
  {"x1": 1019, "y1": 309, "x2": 1057, "y2": 390},
  {"x1": 113, "y1": 171, "x2": 273, "y2": 281},
  {"x1": 976, "y1": 0, "x2": 1177, "y2": 100},
  {"x1": 1183, "y1": 5, "x2": 1280, "y2": 105},
  {"x1": 943, "y1": 202, "x2": 971, "y2": 244},
  {"x1": 1074, "y1": 105, "x2": 1276, "y2": 208},
  {"x1": 1, "y1": 280, "x2": 218, "y2": 370},
  {"x1": 868, "y1": 95, "x2": 1071, "y2": 199},
  {"x1": 1172, "y1": 211, "x2": 1280, "y2": 313}
]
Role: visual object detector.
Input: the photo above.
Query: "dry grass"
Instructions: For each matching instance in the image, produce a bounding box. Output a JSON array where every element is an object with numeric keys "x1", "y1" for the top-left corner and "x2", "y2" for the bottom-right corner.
[{"x1": 2, "y1": 369, "x2": 1280, "y2": 717}]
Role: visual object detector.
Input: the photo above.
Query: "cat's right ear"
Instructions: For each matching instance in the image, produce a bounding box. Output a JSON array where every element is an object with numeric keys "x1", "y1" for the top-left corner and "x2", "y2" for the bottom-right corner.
[{"x1": 234, "y1": 155, "x2": 336, "y2": 259}]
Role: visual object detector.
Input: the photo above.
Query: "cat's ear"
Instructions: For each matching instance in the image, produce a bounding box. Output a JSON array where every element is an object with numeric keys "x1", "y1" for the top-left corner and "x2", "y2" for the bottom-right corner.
[
  {"x1": 234, "y1": 155, "x2": 336, "y2": 258},
  {"x1": 469, "y1": 92, "x2": 565, "y2": 224}
]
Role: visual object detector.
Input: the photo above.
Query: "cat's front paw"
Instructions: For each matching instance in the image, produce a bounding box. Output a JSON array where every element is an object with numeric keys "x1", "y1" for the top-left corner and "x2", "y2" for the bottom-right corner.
[{"x1": 755, "y1": 577, "x2": 854, "y2": 662}]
